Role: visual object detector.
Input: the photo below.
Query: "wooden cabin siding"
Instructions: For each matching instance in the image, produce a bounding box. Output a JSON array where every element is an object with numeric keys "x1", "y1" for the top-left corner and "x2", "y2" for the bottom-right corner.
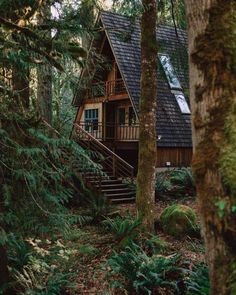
[
  {"x1": 156, "y1": 147, "x2": 192, "y2": 167},
  {"x1": 112, "y1": 145, "x2": 192, "y2": 169}
]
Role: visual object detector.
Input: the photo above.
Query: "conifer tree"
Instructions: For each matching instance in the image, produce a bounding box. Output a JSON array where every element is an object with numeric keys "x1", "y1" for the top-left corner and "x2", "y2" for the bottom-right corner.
[
  {"x1": 185, "y1": 1, "x2": 236, "y2": 293},
  {"x1": 37, "y1": 3, "x2": 53, "y2": 124}
]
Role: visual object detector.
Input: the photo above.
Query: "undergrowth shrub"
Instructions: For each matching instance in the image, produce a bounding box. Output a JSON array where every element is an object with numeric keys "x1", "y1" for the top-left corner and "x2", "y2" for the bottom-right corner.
[
  {"x1": 170, "y1": 168, "x2": 195, "y2": 198},
  {"x1": 186, "y1": 263, "x2": 210, "y2": 295},
  {"x1": 107, "y1": 242, "x2": 184, "y2": 294},
  {"x1": 155, "y1": 168, "x2": 195, "y2": 199},
  {"x1": 0, "y1": 115, "x2": 102, "y2": 293},
  {"x1": 12, "y1": 238, "x2": 78, "y2": 295},
  {"x1": 87, "y1": 193, "x2": 112, "y2": 223},
  {"x1": 102, "y1": 215, "x2": 142, "y2": 247},
  {"x1": 155, "y1": 171, "x2": 172, "y2": 198},
  {"x1": 144, "y1": 234, "x2": 170, "y2": 255}
]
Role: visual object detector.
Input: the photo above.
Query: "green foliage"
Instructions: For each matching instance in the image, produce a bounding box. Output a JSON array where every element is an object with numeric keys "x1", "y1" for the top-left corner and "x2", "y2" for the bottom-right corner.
[
  {"x1": 144, "y1": 235, "x2": 170, "y2": 255},
  {"x1": 155, "y1": 171, "x2": 172, "y2": 198},
  {"x1": 155, "y1": 168, "x2": 196, "y2": 199},
  {"x1": 8, "y1": 235, "x2": 32, "y2": 271},
  {"x1": 112, "y1": 0, "x2": 142, "y2": 17},
  {"x1": 170, "y1": 168, "x2": 196, "y2": 197},
  {"x1": 13, "y1": 238, "x2": 77, "y2": 295},
  {"x1": 107, "y1": 242, "x2": 183, "y2": 294},
  {"x1": 78, "y1": 244, "x2": 100, "y2": 258},
  {"x1": 160, "y1": 204, "x2": 197, "y2": 238},
  {"x1": 102, "y1": 214, "x2": 142, "y2": 247},
  {"x1": 87, "y1": 193, "x2": 112, "y2": 222},
  {"x1": 0, "y1": 120, "x2": 99, "y2": 236},
  {"x1": 186, "y1": 263, "x2": 210, "y2": 295}
]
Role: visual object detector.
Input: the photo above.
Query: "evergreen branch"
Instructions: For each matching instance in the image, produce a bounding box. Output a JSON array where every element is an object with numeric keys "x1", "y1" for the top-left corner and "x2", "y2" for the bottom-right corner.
[{"x1": 0, "y1": 17, "x2": 41, "y2": 40}]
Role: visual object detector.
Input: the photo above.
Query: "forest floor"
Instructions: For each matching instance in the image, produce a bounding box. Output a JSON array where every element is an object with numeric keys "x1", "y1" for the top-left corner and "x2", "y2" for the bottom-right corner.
[{"x1": 63, "y1": 198, "x2": 205, "y2": 294}]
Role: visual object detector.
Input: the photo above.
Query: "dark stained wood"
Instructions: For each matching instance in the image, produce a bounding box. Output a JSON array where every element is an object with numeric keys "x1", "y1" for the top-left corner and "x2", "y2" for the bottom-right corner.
[{"x1": 156, "y1": 147, "x2": 192, "y2": 167}]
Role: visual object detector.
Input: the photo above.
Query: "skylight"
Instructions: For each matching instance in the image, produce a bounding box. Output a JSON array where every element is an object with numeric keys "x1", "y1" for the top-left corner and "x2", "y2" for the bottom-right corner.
[
  {"x1": 158, "y1": 53, "x2": 191, "y2": 115},
  {"x1": 159, "y1": 54, "x2": 182, "y2": 90},
  {"x1": 174, "y1": 94, "x2": 191, "y2": 114}
]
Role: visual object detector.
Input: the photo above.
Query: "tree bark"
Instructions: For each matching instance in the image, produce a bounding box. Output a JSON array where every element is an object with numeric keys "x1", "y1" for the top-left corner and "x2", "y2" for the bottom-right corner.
[
  {"x1": 185, "y1": 1, "x2": 236, "y2": 294},
  {"x1": 37, "y1": 4, "x2": 52, "y2": 124},
  {"x1": 136, "y1": 0, "x2": 157, "y2": 232},
  {"x1": 12, "y1": 66, "x2": 30, "y2": 109}
]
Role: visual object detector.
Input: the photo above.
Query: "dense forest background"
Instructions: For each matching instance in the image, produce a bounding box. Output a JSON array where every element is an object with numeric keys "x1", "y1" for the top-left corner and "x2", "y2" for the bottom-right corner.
[{"x1": 1, "y1": 0, "x2": 235, "y2": 294}]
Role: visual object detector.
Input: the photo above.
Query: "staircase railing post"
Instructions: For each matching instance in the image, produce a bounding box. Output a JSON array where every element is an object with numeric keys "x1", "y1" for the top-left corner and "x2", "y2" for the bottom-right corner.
[{"x1": 112, "y1": 154, "x2": 116, "y2": 177}]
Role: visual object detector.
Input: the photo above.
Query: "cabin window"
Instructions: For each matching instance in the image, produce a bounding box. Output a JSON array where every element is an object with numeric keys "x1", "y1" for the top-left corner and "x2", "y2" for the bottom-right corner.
[
  {"x1": 84, "y1": 108, "x2": 99, "y2": 131},
  {"x1": 159, "y1": 54, "x2": 182, "y2": 90},
  {"x1": 117, "y1": 108, "x2": 125, "y2": 125},
  {"x1": 129, "y1": 107, "x2": 136, "y2": 125}
]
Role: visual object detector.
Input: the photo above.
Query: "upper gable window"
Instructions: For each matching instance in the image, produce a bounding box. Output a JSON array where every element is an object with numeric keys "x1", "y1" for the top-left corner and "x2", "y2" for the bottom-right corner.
[{"x1": 159, "y1": 54, "x2": 182, "y2": 90}]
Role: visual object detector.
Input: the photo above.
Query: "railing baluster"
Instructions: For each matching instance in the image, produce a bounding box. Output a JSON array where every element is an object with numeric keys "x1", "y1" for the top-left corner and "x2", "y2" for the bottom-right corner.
[{"x1": 73, "y1": 123, "x2": 134, "y2": 178}]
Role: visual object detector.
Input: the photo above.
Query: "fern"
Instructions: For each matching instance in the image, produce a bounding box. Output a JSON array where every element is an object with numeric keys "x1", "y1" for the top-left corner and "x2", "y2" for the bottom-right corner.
[
  {"x1": 186, "y1": 263, "x2": 210, "y2": 295},
  {"x1": 107, "y1": 242, "x2": 183, "y2": 294},
  {"x1": 102, "y1": 215, "x2": 142, "y2": 247}
]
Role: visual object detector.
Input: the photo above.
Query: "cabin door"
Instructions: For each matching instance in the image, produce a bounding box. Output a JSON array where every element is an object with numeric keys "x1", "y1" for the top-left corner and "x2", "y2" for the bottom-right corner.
[{"x1": 105, "y1": 103, "x2": 115, "y2": 140}]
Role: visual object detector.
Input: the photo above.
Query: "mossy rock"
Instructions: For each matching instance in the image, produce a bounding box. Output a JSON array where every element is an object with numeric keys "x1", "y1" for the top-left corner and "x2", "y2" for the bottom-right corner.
[{"x1": 160, "y1": 204, "x2": 197, "y2": 238}]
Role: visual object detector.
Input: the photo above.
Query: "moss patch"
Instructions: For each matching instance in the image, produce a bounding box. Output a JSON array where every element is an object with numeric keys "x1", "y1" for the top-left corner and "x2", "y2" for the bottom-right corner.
[{"x1": 160, "y1": 204, "x2": 197, "y2": 238}]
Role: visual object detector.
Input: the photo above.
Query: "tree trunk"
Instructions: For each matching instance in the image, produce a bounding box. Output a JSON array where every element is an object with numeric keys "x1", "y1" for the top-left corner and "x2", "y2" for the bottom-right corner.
[
  {"x1": 185, "y1": 1, "x2": 236, "y2": 294},
  {"x1": 37, "y1": 4, "x2": 52, "y2": 124},
  {"x1": 12, "y1": 66, "x2": 30, "y2": 109},
  {"x1": 136, "y1": 0, "x2": 157, "y2": 232}
]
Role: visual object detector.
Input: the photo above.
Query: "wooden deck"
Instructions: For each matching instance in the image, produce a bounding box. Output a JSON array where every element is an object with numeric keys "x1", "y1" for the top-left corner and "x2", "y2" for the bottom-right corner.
[{"x1": 77, "y1": 122, "x2": 139, "y2": 141}]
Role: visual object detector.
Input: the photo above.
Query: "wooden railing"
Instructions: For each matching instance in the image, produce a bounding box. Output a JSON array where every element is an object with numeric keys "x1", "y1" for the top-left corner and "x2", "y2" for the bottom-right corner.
[
  {"x1": 76, "y1": 79, "x2": 127, "y2": 99},
  {"x1": 78, "y1": 121, "x2": 139, "y2": 141},
  {"x1": 72, "y1": 123, "x2": 134, "y2": 179}
]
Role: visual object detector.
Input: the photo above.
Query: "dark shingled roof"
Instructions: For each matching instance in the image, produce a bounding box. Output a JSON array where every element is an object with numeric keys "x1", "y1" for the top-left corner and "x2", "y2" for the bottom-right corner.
[{"x1": 100, "y1": 11, "x2": 192, "y2": 148}]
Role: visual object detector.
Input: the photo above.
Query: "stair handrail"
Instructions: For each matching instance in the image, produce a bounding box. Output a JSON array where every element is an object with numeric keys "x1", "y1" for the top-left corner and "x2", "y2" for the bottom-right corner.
[{"x1": 72, "y1": 123, "x2": 134, "y2": 178}]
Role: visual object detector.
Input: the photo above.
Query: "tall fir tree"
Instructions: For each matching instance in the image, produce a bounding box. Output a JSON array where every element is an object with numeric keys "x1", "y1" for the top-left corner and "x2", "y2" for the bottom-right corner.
[
  {"x1": 37, "y1": 3, "x2": 53, "y2": 124},
  {"x1": 185, "y1": 0, "x2": 236, "y2": 293}
]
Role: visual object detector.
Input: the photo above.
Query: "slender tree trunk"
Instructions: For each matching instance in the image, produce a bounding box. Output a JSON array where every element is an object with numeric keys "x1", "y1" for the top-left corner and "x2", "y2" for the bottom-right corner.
[
  {"x1": 185, "y1": 1, "x2": 236, "y2": 294},
  {"x1": 37, "y1": 4, "x2": 52, "y2": 124},
  {"x1": 136, "y1": 0, "x2": 157, "y2": 232},
  {"x1": 12, "y1": 66, "x2": 30, "y2": 109}
]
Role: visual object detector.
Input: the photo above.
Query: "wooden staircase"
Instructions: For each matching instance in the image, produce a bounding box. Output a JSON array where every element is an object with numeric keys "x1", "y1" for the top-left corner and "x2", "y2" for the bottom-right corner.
[{"x1": 72, "y1": 124, "x2": 136, "y2": 203}]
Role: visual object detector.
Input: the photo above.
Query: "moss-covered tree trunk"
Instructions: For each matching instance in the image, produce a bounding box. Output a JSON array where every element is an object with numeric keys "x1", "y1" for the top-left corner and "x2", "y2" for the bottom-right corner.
[
  {"x1": 185, "y1": 1, "x2": 236, "y2": 293},
  {"x1": 37, "y1": 4, "x2": 52, "y2": 124},
  {"x1": 136, "y1": 0, "x2": 157, "y2": 232}
]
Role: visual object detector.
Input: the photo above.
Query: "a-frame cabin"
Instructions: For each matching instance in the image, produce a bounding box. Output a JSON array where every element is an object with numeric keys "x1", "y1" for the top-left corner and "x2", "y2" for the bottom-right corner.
[{"x1": 72, "y1": 11, "x2": 192, "y2": 176}]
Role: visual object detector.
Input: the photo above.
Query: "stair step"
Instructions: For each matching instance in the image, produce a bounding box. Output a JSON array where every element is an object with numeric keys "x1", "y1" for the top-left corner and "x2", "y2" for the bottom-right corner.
[
  {"x1": 101, "y1": 188, "x2": 131, "y2": 193},
  {"x1": 104, "y1": 191, "x2": 135, "y2": 198},
  {"x1": 91, "y1": 179, "x2": 123, "y2": 184},
  {"x1": 85, "y1": 175, "x2": 115, "y2": 181},
  {"x1": 95, "y1": 183, "x2": 128, "y2": 189},
  {"x1": 111, "y1": 197, "x2": 136, "y2": 203}
]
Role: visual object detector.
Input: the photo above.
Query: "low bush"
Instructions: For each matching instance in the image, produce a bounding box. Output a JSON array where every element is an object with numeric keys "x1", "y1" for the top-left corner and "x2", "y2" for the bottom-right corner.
[
  {"x1": 186, "y1": 263, "x2": 210, "y2": 295},
  {"x1": 155, "y1": 168, "x2": 196, "y2": 199},
  {"x1": 102, "y1": 215, "x2": 142, "y2": 248},
  {"x1": 160, "y1": 204, "x2": 197, "y2": 238},
  {"x1": 87, "y1": 193, "x2": 112, "y2": 222},
  {"x1": 170, "y1": 168, "x2": 196, "y2": 198},
  {"x1": 155, "y1": 171, "x2": 172, "y2": 198},
  {"x1": 12, "y1": 238, "x2": 78, "y2": 295},
  {"x1": 144, "y1": 234, "x2": 170, "y2": 255},
  {"x1": 107, "y1": 242, "x2": 184, "y2": 294}
]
